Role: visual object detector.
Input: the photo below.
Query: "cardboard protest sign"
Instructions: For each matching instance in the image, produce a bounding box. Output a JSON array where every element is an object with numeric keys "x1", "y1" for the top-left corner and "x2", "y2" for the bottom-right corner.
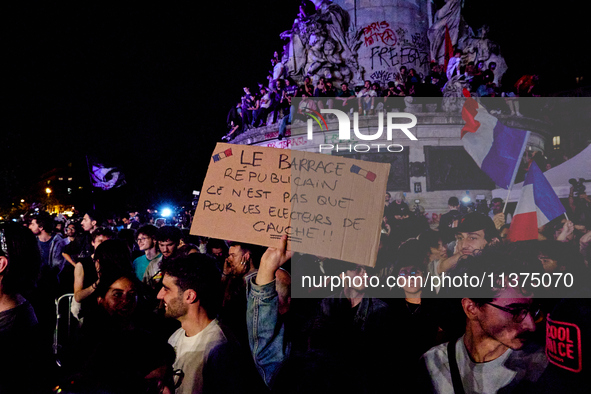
[{"x1": 191, "y1": 143, "x2": 390, "y2": 267}]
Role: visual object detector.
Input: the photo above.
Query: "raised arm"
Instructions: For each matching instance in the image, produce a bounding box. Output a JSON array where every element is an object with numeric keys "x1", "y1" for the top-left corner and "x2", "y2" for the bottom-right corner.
[{"x1": 247, "y1": 235, "x2": 292, "y2": 388}]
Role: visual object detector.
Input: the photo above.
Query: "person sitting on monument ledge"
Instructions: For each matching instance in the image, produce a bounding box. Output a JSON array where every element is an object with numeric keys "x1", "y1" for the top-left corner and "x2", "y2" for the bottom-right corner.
[
  {"x1": 313, "y1": 79, "x2": 327, "y2": 109},
  {"x1": 323, "y1": 79, "x2": 337, "y2": 109},
  {"x1": 371, "y1": 81, "x2": 382, "y2": 99},
  {"x1": 383, "y1": 80, "x2": 406, "y2": 111},
  {"x1": 223, "y1": 101, "x2": 242, "y2": 141},
  {"x1": 407, "y1": 68, "x2": 422, "y2": 86},
  {"x1": 247, "y1": 87, "x2": 262, "y2": 127},
  {"x1": 356, "y1": 79, "x2": 373, "y2": 114},
  {"x1": 270, "y1": 78, "x2": 288, "y2": 124},
  {"x1": 284, "y1": 76, "x2": 298, "y2": 97},
  {"x1": 396, "y1": 65, "x2": 409, "y2": 86},
  {"x1": 296, "y1": 75, "x2": 314, "y2": 97},
  {"x1": 297, "y1": 91, "x2": 318, "y2": 115},
  {"x1": 240, "y1": 86, "x2": 254, "y2": 132},
  {"x1": 335, "y1": 81, "x2": 355, "y2": 112},
  {"x1": 256, "y1": 86, "x2": 272, "y2": 127},
  {"x1": 446, "y1": 49, "x2": 462, "y2": 81}
]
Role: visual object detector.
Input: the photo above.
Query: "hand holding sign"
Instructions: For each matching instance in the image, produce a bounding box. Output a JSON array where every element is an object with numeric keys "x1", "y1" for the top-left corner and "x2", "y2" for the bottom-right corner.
[{"x1": 257, "y1": 235, "x2": 293, "y2": 286}]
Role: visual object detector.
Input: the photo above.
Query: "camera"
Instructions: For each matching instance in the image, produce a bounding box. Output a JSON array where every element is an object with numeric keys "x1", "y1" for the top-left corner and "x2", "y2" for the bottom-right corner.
[
  {"x1": 569, "y1": 178, "x2": 587, "y2": 198},
  {"x1": 412, "y1": 199, "x2": 423, "y2": 217}
]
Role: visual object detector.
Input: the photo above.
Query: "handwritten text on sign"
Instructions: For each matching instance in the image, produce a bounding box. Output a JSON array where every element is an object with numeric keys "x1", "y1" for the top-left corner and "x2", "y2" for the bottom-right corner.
[{"x1": 191, "y1": 143, "x2": 390, "y2": 267}]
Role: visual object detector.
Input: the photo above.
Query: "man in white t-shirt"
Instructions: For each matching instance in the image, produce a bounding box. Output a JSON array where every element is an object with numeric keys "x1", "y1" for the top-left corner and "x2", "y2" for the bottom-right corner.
[
  {"x1": 421, "y1": 245, "x2": 547, "y2": 393},
  {"x1": 157, "y1": 253, "x2": 250, "y2": 393}
]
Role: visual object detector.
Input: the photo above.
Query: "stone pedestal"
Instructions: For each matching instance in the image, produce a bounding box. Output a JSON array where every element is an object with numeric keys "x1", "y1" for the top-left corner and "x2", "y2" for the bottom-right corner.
[{"x1": 232, "y1": 102, "x2": 551, "y2": 228}]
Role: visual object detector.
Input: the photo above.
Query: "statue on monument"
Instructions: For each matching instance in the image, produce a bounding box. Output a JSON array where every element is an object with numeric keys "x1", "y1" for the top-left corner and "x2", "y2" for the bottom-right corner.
[
  {"x1": 462, "y1": 25, "x2": 507, "y2": 86},
  {"x1": 428, "y1": 0, "x2": 463, "y2": 65},
  {"x1": 279, "y1": 0, "x2": 363, "y2": 85},
  {"x1": 428, "y1": 1, "x2": 508, "y2": 95}
]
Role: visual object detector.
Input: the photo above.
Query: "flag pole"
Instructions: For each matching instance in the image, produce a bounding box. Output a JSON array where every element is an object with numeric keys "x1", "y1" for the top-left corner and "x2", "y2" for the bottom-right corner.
[
  {"x1": 503, "y1": 186, "x2": 512, "y2": 214},
  {"x1": 503, "y1": 130, "x2": 531, "y2": 214},
  {"x1": 564, "y1": 212, "x2": 569, "y2": 221}
]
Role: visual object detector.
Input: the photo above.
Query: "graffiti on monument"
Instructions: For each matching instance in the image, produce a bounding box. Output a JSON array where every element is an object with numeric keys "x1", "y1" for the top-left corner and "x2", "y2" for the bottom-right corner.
[
  {"x1": 362, "y1": 21, "x2": 397, "y2": 47},
  {"x1": 264, "y1": 130, "x2": 291, "y2": 140},
  {"x1": 324, "y1": 132, "x2": 353, "y2": 145},
  {"x1": 369, "y1": 27, "x2": 430, "y2": 71},
  {"x1": 369, "y1": 70, "x2": 393, "y2": 86},
  {"x1": 361, "y1": 23, "x2": 430, "y2": 85},
  {"x1": 263, "y1": 136, "x2": 308, "y2": 149}
]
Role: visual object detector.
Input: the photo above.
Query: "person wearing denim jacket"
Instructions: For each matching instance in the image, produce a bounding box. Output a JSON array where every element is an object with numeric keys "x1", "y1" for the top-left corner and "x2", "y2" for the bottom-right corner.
[
  {"x1": 245, "y1": 235, "x2": 293, "y2": 391},
  {"x1": 246, "y1": 272, "x2": 290, "y2": 389},
  {"x1": 246, "y1": 237, "x2": 397, "y2": 392}
]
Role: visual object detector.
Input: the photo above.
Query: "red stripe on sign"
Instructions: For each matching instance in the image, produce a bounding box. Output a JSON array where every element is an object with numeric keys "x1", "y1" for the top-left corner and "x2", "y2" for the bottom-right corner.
[{"x1": 507, "y1": 212, "x2": 539, "y2": 242}]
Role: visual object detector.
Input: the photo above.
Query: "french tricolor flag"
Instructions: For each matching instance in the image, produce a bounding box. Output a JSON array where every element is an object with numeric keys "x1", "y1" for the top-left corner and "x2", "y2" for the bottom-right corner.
[
  {"x1": 508, "y1": 161, "x2": 566, "y2": 242},
  {"x1": 461, "y1": 94, "x2": 530, "y2": 189}
]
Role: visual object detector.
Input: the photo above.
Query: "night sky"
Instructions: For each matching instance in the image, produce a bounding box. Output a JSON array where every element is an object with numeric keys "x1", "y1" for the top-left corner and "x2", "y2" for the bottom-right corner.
[{"x1": 3, "y1": 1, "x2": 588, "y2": 215}]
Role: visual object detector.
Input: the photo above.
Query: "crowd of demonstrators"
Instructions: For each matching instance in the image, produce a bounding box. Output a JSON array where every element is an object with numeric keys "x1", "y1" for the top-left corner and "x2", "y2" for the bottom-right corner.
[
  {"x1": 247, "y1": 211, "x2": 591, "y2": 393},
  {"x1": 0, "y1": 206, "x2": 266, "y2": 392},
  {"x1": 244, "y1": 184, "x2": 590, "y2": 392},
  {"x1": 2, "y1": 179, "x2": 591, "y2": 393},
  {"x1": 224, "y1": 47, "x2": 552, "y2": 141}
]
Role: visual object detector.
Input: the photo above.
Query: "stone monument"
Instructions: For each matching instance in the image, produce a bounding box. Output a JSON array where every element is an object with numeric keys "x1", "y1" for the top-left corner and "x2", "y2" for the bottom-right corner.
[{"x1": 278, "y1": 0, "x2": 507, "y2": 93}]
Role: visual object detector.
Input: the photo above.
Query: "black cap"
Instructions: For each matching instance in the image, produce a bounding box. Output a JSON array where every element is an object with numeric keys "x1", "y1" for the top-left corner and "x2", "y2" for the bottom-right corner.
[{"x1": 456, "y1": 212, "x2": 497, "y2": 239}]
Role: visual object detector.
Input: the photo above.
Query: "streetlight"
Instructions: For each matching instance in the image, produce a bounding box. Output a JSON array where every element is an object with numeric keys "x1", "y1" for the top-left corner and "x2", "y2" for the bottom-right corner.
[{"x1": 45, "y1": 188, "x2": 52, "y2": 195}]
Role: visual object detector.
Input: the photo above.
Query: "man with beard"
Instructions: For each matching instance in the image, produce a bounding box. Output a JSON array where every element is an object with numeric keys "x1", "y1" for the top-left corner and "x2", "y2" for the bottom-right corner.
[
  {"x1": 157, "y1": 253, "x2": 250, "y2": 394},
  {"x1": 420, "y1": 244, "x2": 547, "y2": 392},
  {"x1": 143, "y1": 225, "x2": 182, "y2": 293}
]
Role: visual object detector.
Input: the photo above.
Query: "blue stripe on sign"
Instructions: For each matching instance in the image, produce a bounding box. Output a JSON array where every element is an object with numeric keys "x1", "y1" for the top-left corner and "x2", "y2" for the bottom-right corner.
[{"x1": 481, "y1": 122, "x2": 529, "y2": 188}]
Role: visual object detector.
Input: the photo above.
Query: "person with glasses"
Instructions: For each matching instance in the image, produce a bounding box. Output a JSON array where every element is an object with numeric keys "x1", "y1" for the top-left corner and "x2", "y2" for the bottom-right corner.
[
  {"x1": 420, "y1": 243, "x2": 548, "y2": 393},
  {"x1": 132, "y1": 224, "x2": 161, "y2": 281}
]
